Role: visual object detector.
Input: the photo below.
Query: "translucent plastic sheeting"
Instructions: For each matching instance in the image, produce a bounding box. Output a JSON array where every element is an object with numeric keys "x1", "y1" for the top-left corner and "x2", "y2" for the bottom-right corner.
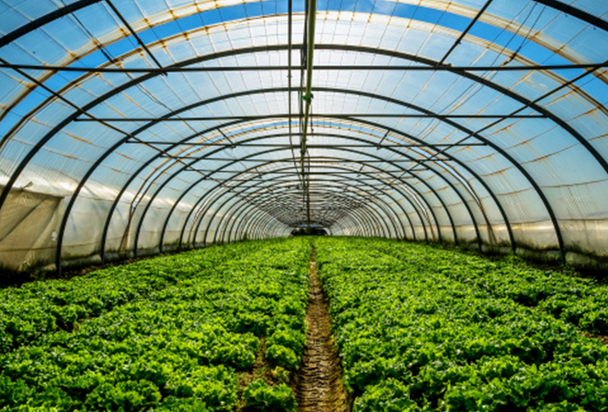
[
  {"x1": 1, "y1": 0, "x2": 608, "y2": 271},
  {"x1": 0, "y1": 188, "x2": 61, "y2": 270}
]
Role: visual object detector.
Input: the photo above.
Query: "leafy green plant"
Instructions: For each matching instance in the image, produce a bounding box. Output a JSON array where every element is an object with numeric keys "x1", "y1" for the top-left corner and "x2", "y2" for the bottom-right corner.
[
  {"x1": 314, "y1": 237, "x2": 608, "y2": 411},
  {"x1": 0, "y1": 238, "x2": 310, "y2": 411},
  {"x1": 266, "y1": 344, "x2": 300, "y2": 371},
  {"x1": 243, "y1": 379, "x2": 296, "y2": 412}
]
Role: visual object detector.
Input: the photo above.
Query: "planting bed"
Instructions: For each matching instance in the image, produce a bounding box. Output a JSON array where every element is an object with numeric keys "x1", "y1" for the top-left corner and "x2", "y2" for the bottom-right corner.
[
  {"x1": 315, "y1": 237, "x2": 608, "y2": 412},
  {"x1": 2, "y1": 237, "x2": 608, "y2": 411},
  {"x1": 0, "y1": 239, "x2": 310, "y2": 411}
]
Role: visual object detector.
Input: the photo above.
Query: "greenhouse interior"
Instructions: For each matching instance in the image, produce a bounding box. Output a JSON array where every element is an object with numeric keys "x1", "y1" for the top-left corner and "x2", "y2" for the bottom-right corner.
[{"x1": 1, "y1": 0, "x2": 608, "y2": 411}]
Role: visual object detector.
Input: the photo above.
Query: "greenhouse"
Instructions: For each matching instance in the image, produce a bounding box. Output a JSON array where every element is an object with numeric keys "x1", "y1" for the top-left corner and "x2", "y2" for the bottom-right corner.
[{"x1": 1, "y1": 0, "x2": 608, "y2": 411}]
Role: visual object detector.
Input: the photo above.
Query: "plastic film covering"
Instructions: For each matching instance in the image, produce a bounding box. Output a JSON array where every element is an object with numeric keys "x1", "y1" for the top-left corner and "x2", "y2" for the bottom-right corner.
[{"x1": 0, "y1": 0, "x2": 608, "y2": 271}]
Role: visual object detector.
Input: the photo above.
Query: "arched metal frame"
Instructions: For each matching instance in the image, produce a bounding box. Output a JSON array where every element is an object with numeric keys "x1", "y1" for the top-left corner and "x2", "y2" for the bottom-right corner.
[
  {"x1": 193, "y1": 180, "x2": 394, "y2": 244},
  {"x1": 143, "y1": 129, "x2": 507, "y2": 259},
  {"x1": 187, "y1": 147, "x2": 482, "y2": 240},
  {"x1": 218, "y1": 175, "x2": 418, "y2": 244},
  {"x1": 229, "y1": 188, "x2": 392, "y2": 240},
  {"x1": 223, "y1": 193, "x2": 362, "y2": 243},
  {"x1": 238, "y1": 197, "x2": 380, "y2": 240},
  {"x1": 219, "y1": 177, "x2": 399, "y2": 243},
  {"x1": 218, "y1": 184, "x2": 401, "y2": 242},
  {"x1": 0, "y1": 0, "x2": 606, "y2": 270},
  {"x1": 92, "y1": 77, "x2": 525, "y2": 260},
  {"x1": 238, "y1": 197, "x2": 382, "y2": 240},
  {"x1": 42, "y1": 48, "x2": 587, "y2": 264},
  {"x1": 225, "y1": 194, "x2": 355, "y2": 242},
  {"x1": 2, "y1": 0, "x2": 606, "y2": 61},
  {"x1": 3, "y1": 44, "x2": 591, "y2": 252},
  {"x1": 195, "y1": 169, "x2": 410, "y2": 244},
  {"x1": 175, "y1": 154, "x2": 429, "y2": 249},
  {"x1": 161, "y1": 148, "x2": 449, "y2": 254},
  {"x1": 84, "y1": 91, "x2": 516, "y2": 260}
]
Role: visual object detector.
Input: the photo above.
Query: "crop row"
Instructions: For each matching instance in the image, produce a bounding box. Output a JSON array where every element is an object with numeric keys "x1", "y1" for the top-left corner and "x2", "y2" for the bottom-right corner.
[
  {"x1": 0, "y1": 244, "x2": 245, "y2": 353},
  {"x1": 315, "y1": 237, "x2": 608, "y2": 412},
  {"x1": 365, "y1": 239, "x2": 608, "y2": 335},
  {"x1": 0, "y1": 238, "x2": 311, "y2": 411}
]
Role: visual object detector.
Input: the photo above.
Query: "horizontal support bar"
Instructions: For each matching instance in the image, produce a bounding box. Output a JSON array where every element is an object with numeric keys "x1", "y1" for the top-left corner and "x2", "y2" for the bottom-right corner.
[
  {"x1": 75, "y1": 113, "x2": 545, "y2": 121},
  {"x1": 128, "y1": 142, "x2": 486, "y2": 148},
  {"x1": 158, "y1": 156, "x2": 448, "y2": 163},
  {"x1": 2, "y1": 63, "x2": 607, "y2": 73},
  {"x1": 192, "y1": 169, "x2": 440, "y2": 175}
]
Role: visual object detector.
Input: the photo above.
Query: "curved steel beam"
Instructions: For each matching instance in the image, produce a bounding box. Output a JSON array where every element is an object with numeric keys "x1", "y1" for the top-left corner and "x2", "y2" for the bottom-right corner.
[
  {"x1": 204, "y1": 177, "x2": 407, "y2": 245},
  {"x1": 225, "y1": 185, "x2": 380, "y2": 242},
  {"x1": 234, "y1": 195, "x2": 382, "y2": 241},
  {"x1": 98, "y1": 119, "x2": 242, "y2": 262},
  {"x1": 2, "y1": 42, "x2": 598, "y2": 240},
  {"x1": 7, "y1": 2, "x2": 602, "y2": 267},
  {"x1": 188, "y1": 161, "x2": 424, "y2": 248},
  {"x1": 94, "y1": 121, "x2": 468, "y2": 266},
  {"x1": 201, "y1": 171, "x2": 415, "y2": 243},
  {"x1": 188, "y1": 167, "x2": 409, "y2": 247},
  {"x1": 239, "y1": 209, "x2": 292, "y2": 241},
  {"x1": 245, "y1": 210, "x2": 290, "y2": 240},
  {"x1": 202, "y1": 148, "x2": 481, "y2": 245},
  {"x1": 167, "y1": 142, "x2": 484, "y2": 255},
  {"x1": 16, "y1": 35, "x2": 572, "y2": 268},
  {"x1": 93, "y1": 83, "x2": 514, "y2": 252},
  {"x1": 214, "y1": 186, "x2": 395, "y2": 239},
  {"x1": 216, "y1": 180, "x2": 407, "y2": 245},
  {"x1": 222, "y1": 176, "x2": 417, "y2": 243},
  {"x1": 227, "y1": 190, "x2": 390, "y2": 241},
  {"x1": 97, "y1": 121, "x2": 424, "y2": 262},
  {"x1": 3, "y1": 0, "x2": 605, "y2": 55},
  {"x1": 252, "y1": 197, "x2": 382, "y2": 238},
  {"x1": 0, "y1": 0, "x2": 103, "y2": 49},
  {"x1": 17, "y1": 43, "x2": 574, "y2": 267},
  {"x1": 154, "y1": 148, "x2": 437, "y2": 253},
  {"x1": 233, "y1": 191, "x2": 385, "y2": 241},
  {"x1": 136, "y1": 85, "x2": 516, "y2": 244},
  {"x1": 3, "y1": 13, "x2": 603, "y2": 265},
  {"x1": 175, "y1": 152, "x2": 445, "y2": 254},
  {"x1": 62, "y1": 76, "x2": 533, "y2": 265}
]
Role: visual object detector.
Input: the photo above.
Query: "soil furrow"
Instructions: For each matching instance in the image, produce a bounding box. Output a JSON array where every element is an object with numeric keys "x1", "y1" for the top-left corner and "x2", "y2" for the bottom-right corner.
[{"x1": 296, "y1": 248, "x2": 350, "y2": 412}]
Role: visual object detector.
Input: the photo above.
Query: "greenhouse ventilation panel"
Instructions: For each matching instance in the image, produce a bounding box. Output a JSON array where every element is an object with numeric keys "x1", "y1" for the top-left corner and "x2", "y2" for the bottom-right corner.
[{"x1": 0, "y1": 0, "x2": 607, "y2": 272}]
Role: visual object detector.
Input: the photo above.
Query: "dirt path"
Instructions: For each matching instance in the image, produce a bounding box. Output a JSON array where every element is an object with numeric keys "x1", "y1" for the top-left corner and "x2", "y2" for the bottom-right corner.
[{"x1": 295, "y1": 248, "x2": 350, "y2": 412}]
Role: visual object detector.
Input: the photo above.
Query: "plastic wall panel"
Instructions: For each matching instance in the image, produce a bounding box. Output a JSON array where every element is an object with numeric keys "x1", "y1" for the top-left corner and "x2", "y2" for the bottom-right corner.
[
  {"x1": 562, "y1": 219, "x2": 608, "y2": 258},
  {"x1": 0, "y1": 0, "x2": 63, "y2": 34},
  {"x1": 395, "y1": 197, "x2": 426, "y2": 240},
  {"x1": 104, "y1": 201, "x2": 133, "y2": 256},
  {"x1": 61, "y1": 197, "x2": 113, "y2": 262},
  {"x1": 511, "y1": 220, "x2": 561, "y2": 252},
  {"x1": 0, "y1": 189, "x2": 62, "y2": 270}
]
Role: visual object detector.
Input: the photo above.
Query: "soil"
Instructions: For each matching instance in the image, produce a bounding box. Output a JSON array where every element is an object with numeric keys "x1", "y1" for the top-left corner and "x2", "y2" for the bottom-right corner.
[
  {"x1": 582, "y1": 332, "x2": 608, "y2": 346},
  {"x1": 294, "y1": 248, "x2": 351, "y2": 412},
  {"x1": 237, "y1": 337, "x2": 280, "y2": 410}
]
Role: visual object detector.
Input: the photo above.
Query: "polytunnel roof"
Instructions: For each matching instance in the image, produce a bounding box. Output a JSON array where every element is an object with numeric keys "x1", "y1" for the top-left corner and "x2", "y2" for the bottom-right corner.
[{"x1": 0, "y1": 0, "x2": 608, "y2": 272}]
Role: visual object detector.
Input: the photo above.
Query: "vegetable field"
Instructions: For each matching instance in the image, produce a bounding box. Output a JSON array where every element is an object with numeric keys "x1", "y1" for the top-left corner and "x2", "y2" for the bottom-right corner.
[
  {"x1": 315, "y1": 238, "x2": 608, "y2": 411},
  {"x1": 1, "y1": 239, "x2": 310, "y2": 411},
  {"x1": 2, "y1": 237, "x2": 608, "y2": 411}
]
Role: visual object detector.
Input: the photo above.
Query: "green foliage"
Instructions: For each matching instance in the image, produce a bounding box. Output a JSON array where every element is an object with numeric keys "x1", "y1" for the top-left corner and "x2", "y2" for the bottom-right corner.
[
  {"x1": 268, "y1": 328, "x2": 306, "y2": 354},
  {"x1": 0, "y1": 238, "x2": 308, "y2": 411},
  {"x1": 315, "y1": 237, "x2": 608, "y2": 412},
  {"x1": 271, "y1": 366, "x2": 291, "y2": 384},
  {"x1": 266, "y1": 344, "x2": 300, "y2": 371},
  {"x1": 265, "y1": 327, "x2": 305, "y2": 371},
  {"x1": 243, "y1": 379, "x2": 297, "y2": 412},
  {"x1": 353, "y1": 378, "x2": 418, "y2": 412}
]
